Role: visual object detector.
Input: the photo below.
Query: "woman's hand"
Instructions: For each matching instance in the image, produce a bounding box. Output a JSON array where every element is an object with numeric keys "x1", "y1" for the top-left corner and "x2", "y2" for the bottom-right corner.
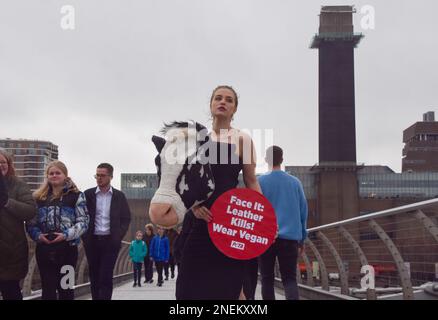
[
  {"x1": 50, "y1": 232, "x2": 67, "y2": 244},
  {"x1": 38, "y1": 233, "x2": 51, "y2": 244},
  {"x1": 192, "y1": 205, "x2": 212, "y2": 223}
]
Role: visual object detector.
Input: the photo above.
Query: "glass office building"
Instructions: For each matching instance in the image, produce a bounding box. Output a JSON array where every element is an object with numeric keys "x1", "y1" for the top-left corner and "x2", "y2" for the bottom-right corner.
[
  {"x1": 358, "y1": 171, "x2": 438, "y2": 199},
  {"x1": 286, "y1": 165, "x2": 438, "y2": 200}
]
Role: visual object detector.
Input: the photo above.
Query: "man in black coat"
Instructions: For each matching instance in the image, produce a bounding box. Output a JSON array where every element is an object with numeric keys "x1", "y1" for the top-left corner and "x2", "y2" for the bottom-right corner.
[{"x1": 82, "y1": 163, "x2": 131, "y2": 300}]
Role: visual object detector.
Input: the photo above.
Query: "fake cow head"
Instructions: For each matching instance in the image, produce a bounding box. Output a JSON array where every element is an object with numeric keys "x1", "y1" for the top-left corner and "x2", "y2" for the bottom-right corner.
[{"x1": 149, "y1": 121, "x2": 215, "y2": 228}]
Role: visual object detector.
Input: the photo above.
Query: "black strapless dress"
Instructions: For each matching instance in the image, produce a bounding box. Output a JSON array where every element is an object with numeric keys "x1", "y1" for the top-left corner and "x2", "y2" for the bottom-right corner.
[{"x1": 176, "y1": 142, "x2": 244, "y2": 300}]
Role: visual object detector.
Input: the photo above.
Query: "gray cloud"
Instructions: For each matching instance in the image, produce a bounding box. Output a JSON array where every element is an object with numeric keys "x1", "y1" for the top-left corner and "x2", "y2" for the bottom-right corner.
[{"x1": 1, "y1": 0, "x2": 437, "y2": 189}]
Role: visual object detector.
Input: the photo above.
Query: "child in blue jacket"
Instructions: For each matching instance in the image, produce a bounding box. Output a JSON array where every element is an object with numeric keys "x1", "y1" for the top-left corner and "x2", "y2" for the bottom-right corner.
[
  {"x1": 130, "y1": 231, "x2": 147, "y2": 287},
  {"x1": 150, "y1": 227, "x2": 169, "y2": 286}
]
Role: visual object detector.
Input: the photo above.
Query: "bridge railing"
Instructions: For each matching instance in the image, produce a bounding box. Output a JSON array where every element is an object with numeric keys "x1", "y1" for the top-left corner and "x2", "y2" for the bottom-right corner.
[
  {"x1": 15, "y1": 199, "x2": 438, "y2": 300},
  {"x1": 277, "y1": 198, "x2": 438, "y2": 300},
  {"x1": 21, "y1": 240, "x2": 133, "y2": 298}
]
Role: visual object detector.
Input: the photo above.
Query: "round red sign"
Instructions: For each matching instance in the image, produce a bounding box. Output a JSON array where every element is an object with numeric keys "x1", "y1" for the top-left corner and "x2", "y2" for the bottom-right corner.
[{"x1": 208, "y1": 188, "x2": 277, "y2": 260}]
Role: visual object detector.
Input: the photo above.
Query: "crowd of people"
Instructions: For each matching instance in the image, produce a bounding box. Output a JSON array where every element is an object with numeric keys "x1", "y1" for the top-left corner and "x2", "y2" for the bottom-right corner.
[
  {"x1": 129, "y1": 225, "x2": 180, "y2": 288},
  {"x1": 0, "y1": 85, "x2": 308, "y2": 301},
  {"x1": 0, "y1": 158, "x2": 132, "y2": 300}
]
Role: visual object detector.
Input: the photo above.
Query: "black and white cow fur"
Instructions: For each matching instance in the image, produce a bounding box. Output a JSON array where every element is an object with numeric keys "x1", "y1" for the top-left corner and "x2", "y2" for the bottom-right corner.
[{"x1": 149, "y1": 121, "x2": 215, "y2": 227}]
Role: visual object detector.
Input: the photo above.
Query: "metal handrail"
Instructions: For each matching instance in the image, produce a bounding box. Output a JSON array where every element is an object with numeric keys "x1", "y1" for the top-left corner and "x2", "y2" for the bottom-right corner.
[
  {"x1": 292, "y1": 198, "x2": 438, "y2": 300},
  {"x1": 308, "y1": 198, "x2": 438, "y2": 232}
]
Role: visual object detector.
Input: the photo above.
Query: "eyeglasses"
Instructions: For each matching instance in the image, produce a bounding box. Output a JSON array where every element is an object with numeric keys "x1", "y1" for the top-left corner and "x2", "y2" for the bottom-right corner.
[{"x1": 94, "y1": 174, "x2": 110, "y2": 179}]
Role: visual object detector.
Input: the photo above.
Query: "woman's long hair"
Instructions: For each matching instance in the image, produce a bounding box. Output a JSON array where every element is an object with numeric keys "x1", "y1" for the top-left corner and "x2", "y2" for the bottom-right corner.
[
  {"x1": 33, "y1": 160, "x2": 79, "y2": 201},
  {"x1": 0, "y1": 148, "x2": 16, "y2": 177}
]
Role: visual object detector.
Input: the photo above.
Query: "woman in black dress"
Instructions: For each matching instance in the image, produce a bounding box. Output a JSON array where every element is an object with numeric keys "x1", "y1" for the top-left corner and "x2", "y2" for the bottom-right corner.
[{"x1": 176, "y1": 86, "x2": 262, "y2": 300}]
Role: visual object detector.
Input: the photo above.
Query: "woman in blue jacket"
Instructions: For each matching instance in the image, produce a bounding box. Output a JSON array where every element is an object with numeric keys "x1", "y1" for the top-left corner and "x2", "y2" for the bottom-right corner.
[
  {"x1": 27, "y1": 160, "x2": 89, "y2": 300},
  {"x1": 150, "y1": 227, "x2": 169, "y2": 287}
]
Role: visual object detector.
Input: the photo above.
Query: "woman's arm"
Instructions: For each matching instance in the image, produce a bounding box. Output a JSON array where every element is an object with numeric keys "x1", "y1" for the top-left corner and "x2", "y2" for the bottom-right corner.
[
  {"x1": 4, "y1": 179, "x2": 37, "y2": 221},
  {"x1": 150, "y1": 237, "x2": 156, "y2": 260},
  {"x1": 63, "y1": 192, "x2": 90, "y2": 241},
  {"x1": 129, "y1": 243, "x2": 134, "y2": 258},
  {"x1": 26, "y1": 213, "x2": 43, "y2": 242}
]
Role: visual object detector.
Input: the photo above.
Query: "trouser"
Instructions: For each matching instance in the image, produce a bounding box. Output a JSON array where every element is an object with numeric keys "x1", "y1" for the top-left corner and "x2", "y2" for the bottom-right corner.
[
  {"x1": 164, "y1": 254, "x2": 175, "y2": 278},
  {"x1": 0, "y1": 280, "x2": 23, "y2": 300},
  {"x1": 133, "y1": 262, "x2": 142, "y2": 284},
  {"x1": 36, "y1": 242, "x2": 78, "y2": 300},
  {"x1": 155, "y1": 261, "x2": 165, "y2": 284},
  {"x1": 84, "y1": 235, "x2": 121, "y2": 300},
  {"x1": 259, "y1": 238, "x2": 299, "y2": 300},
  {"x1": 243, "y1": 258, "x2": 259, "y2": 300},
  {"x1": 144, "y1": 257, "x2": 153, "y2": 281}
]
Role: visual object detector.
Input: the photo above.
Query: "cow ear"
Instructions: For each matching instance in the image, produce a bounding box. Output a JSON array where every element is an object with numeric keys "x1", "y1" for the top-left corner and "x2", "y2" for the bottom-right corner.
[
  {"x1": 195, "y1": 122, "x2": 210, "y2": 146},
  {"x1": 152, "y1": 135, "x2": 166, "y2": 153},
  {"x1": 195, "y1": 122, "x2": 207, "y2": 133}
]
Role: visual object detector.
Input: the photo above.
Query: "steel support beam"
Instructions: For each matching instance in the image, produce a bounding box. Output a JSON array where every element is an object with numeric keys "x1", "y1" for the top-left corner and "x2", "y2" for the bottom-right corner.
[
  {"x1": 305, "y1": 238, "x2": 329, "y2": 291},
  {"x1": 338, "y1": 226, "x2": 376, "y2": 299},
  {"x1": 414, "y1": 210, "x2": 438, "y2": 243},
  {"x1": 317, "y1": 231, "x2": 349, "y2": 295},
  {"x1": 369, "y1": 219, "x2": 414, "y2": 300}
]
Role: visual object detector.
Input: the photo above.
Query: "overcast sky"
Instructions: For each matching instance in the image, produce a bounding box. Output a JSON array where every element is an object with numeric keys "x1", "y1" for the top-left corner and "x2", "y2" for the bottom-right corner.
[{"x1": 1, "y1": 0, "x2": 437, "y2": 190}]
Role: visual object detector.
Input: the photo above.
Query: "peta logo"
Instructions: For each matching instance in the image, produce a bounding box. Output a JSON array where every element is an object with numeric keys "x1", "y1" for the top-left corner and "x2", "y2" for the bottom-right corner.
[{"x1": 230, "y1": 241, "x2": 245, "y2": 251}]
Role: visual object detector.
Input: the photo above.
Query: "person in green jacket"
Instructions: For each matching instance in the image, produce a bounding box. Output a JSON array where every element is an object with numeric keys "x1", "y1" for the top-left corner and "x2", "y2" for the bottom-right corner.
[
  {"x1": 129, "y1": 230, "x2": 147, "y2": 287},
  {"x1": 0, "y1": 149, "x2": 37, "y2": 300}
]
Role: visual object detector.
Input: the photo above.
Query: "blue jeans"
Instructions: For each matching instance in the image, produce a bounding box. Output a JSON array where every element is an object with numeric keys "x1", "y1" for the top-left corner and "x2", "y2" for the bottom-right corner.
[{"x1": 259, "y1": 238, "x2": 299, "y2": 300}]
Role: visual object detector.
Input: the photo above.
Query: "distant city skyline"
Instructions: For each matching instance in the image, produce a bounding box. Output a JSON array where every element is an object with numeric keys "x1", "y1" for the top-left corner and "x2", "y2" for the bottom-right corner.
[
  {"x1": 0, "y1": 138, "x2": 59, "y2": 191},
  {"x1": 1, "y1": 1, "x2": 437, "y2": 190}
]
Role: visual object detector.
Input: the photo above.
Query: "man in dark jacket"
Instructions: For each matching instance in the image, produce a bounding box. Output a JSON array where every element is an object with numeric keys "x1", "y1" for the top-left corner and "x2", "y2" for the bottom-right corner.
[
  {"x1": 0, "y1": 150, "x2": 37, "y2": 300},
  {"x1": 82, "y1": 163, "x2": 131, "y2": 300}
]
